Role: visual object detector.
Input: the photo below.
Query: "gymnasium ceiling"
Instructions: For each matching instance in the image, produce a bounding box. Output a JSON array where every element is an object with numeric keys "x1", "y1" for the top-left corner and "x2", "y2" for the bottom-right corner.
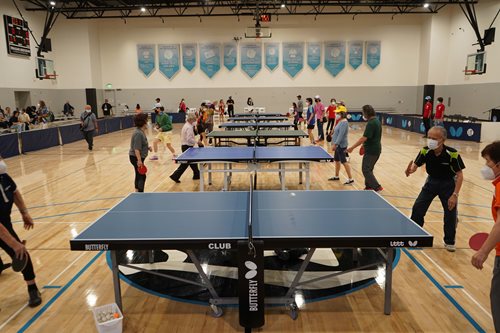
[{"x1": 21, "y1": 0, "x2": 479, "y2": 20}]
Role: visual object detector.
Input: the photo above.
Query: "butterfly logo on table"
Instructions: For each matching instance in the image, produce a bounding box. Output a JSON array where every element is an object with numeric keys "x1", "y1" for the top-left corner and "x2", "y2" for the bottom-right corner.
[
  {"x1": 408, "y1": 240, "x2": 418, "y2": 247},
  {"x1": 350, "y1": 114, "x2": 362, "y2": 121},
  {"x1": 245, "y1": 261, "x2": 258, "y2": 279},
  {"x1": 449, "y1": 126, "x2": 463, "y2": 138}
]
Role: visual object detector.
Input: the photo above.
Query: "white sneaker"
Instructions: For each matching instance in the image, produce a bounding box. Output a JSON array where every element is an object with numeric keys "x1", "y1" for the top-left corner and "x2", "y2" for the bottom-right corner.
[{"x1": 444, "y1": 243, "x2": 456, "y2": 252}]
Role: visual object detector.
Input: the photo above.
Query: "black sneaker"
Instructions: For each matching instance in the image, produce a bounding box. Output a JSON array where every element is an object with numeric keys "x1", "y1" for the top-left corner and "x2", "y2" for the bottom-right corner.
[
  {"x1": 192, "y1": 175, "x2": 200, "y2": 180},
  {"x1": 169, "y1": 175, "x2": 181, "y2": 183},
  {"x1": 328, "y1": 176, "x2": 340, "y2": 181},
  {"x1": 344, "y1": 179, "x2": 355, "y2": 185},
  {"x1": 28, "y1": 288, "x2": 42, "y2": 307}
]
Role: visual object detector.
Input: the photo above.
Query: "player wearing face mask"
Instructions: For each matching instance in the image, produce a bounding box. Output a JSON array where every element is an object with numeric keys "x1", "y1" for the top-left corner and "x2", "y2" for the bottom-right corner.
[
  {"x1": 405, "y1": 126, "x2": 465, "y2": 252},
  {"x1": 325, "y1": 98, "x2": 337, "y2": 135},
  {"x1": 0, "y1": 155, "x2": 42, "y2": 307},
  {"x1": 471, "y1": 141, "x2": 500, "y2": 332}
]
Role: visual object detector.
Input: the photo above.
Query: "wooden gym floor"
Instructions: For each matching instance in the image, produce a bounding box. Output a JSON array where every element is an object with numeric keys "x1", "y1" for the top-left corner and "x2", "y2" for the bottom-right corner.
[{"x1": 0, "y1": 121, "x2": 495, "y2": 332}]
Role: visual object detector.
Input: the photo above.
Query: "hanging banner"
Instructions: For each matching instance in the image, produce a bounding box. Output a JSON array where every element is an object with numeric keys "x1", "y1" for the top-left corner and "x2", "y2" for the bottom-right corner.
[
  {"x1": 282, "y1": 42, "x2": 304, "y2": 78},
  {"x1": 366, "y1": 41, "x2": 381, "y2": 69},
  {"x1": 182, "y1": 43, "x2": 197, "y2": 72},
  {"x1": 199, "y1": 43, "x2": 221, "y2": 78},
  {"x1": 307, "y1": 42, "x2": 321, "y2": 70},
  {"x1": 324, "y1": 41, "x2": 345, "y2": 77},
  {"x1": 137, "y1": 44, "x2": 156, "y2": 77},
  {"x1": 223, "y1": 43, "x2": 237, "y2": 71},
  {"x1": 264, "y1": 42, "x2": 279, "y2": 71},
  {"x1": 158, "y1": 44, "x2": 180, "y2": 79},
  {"x1": 240, "y1": 43, "x2": 262, "y2": 78},
  {"x1": 348, "y1": 41, "x2": 363, "y2": 70}
]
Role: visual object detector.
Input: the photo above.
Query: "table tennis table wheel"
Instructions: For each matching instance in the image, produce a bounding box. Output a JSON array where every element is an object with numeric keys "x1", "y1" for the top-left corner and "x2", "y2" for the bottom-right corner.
[
  {"x1": 209, "y1": 304, "x2": 224, "y2": 318},
  {"x1": 288, "y1": 302, "x2": 299, "y2": 320}
]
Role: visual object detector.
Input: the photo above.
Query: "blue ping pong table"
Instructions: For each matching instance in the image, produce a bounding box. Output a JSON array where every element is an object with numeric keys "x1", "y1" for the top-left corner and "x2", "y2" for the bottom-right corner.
[
  {"x1": 227, "y1": 116, "x2": 289, "y2": 122},
  {"x1": 70, "y1": 190, "x2": 433, "y2": 330},
  {"x1": 175, "y1": 146, "x2": 333, "y2": 191}
]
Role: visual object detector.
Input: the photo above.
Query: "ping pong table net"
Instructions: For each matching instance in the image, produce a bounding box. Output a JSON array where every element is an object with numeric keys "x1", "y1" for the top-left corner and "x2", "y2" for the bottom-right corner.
[{"x1": 247, "y1": 172, "x2": 256, "y2": 257}]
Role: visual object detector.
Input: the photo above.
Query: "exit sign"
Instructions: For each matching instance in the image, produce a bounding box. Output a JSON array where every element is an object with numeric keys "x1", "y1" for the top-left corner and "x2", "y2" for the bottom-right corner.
[{"x1": 260, "y1": 14, "x2": 271, "y2": 22}]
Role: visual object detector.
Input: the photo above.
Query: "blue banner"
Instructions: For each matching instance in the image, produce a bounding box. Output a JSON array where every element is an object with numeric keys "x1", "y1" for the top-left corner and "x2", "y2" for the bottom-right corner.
[
  {"x1": 182, "y1": 43, "x2": 197, "y2": 71},
  {"x1": 240, "y1": 43, "x2": 262, "y2": 78},
  {"x1": 366, "y1": 41, "x2": 381, "y2": 69},
  {"x1": 324, "y1": 41, "x2": 345, "y2": 77},
  {"x1": 348, "y1": 41, "x2": 363, "y2": 70},
  {"x1": 137, "y1": 44, "x2": 155, "y2": 77},
  {"x1": 282, "y1": 42, "x2": 304, "y2": 78},
  {"x1": 223, "y1": 43, "x2": 237, "y2": 71},
  {"x1": 199, "y1": 43, "x2": 221, "y2": 78},
  {"x1": 307, "y1": 42, "x2": 321, "y2": 70},
  {"x1": 264, "y1": 42, "x2": 279, "y2": 71},
  {"x1": 158, "y1": 44, "x2": 180, "y2": 79}
]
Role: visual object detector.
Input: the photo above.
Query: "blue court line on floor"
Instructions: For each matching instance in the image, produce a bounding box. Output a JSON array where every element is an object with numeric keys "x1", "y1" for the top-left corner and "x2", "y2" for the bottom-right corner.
[
  {"x1": 26, "y1": 196, "x2": 124, "y2": 210},
  {"x1": 383, "y1": 195, "x2": 490, "y2": 209},
  {"x1": 42, "y1": 286, "x2": 62, "y2": 289},
  {"x1": 394, "y1": 207, "x2": 490, "y2": 221},
  {"x1": 17, "y1": 251, "x2": 103, "y2": 333},
  {"x1": 11, "y1": 208, "x2": 110, "y2": 224},
  {"x1": 444, "y1": 285, "x2": 465, "y2": 289},
  {"x1": 403, "y1": 249, "x2": 485, "y2": 333}
]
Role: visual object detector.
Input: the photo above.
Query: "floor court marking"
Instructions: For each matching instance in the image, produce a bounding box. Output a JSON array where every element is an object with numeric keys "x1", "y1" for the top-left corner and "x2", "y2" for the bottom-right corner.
[
  {"x1": 25, "y1": 196, "x2": 124, "y2": 210},
  {"x1": 0, "y1": 252, "x2": 87, "y2": 331},
  {"x1": 418, "y1": 250, "x2": 493, "y2": 320},
  {"x1": 16, "y1": 252, "x2": 102, "y2": 333},
  {"x1": 403, "y1": 249, "x2": 486, "y2": 333},
  {"x1": 11, "y1": 208, "x2": 110, "y2": 224}
]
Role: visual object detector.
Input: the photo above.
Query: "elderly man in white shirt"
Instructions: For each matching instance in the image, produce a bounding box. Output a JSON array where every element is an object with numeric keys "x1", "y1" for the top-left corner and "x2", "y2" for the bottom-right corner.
[{"x1": 169, "y1": 114, "x2": 200, "y2": 183}]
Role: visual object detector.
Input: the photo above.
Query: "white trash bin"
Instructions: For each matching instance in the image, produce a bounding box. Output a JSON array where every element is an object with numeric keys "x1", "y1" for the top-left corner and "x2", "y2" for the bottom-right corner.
[{"x1": 92, "y1": 303, "x2": 123, "y2": 333}]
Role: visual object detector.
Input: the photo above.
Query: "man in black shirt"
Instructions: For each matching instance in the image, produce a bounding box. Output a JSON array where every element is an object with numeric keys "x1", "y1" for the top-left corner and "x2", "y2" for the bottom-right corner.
[
  {"x1": 0, "y1": 155, "x2": 42, "y2": 306},
  {"x1": 102, "y1": 99, "x2": 113, "y2": 116},
  {"x1": 63, "y1": 101, "x2": 75, "y2": 117},
  {"x1": 226, "y1": 96, "x2": 235, "y2": 117},
  {"x1": 406, "y1": 126, "x2": 465, "y2": 252}
]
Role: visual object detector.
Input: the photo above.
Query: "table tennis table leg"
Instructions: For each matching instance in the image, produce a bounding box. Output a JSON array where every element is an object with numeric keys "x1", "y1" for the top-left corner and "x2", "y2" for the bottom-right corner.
[
  {"x1": 208, "y1": 163, "x2": 213, "y2": 186},
  {"x1": 110, "y1": 250, "x2": 123, "y2": 310},
  {"x1": 199, "y1": 163, "x2": 205, "y2": 192},
  {"x1": 305, "y1": 163, "x2": 310, "y2": 190},
  {"x1": 299, "y1": 162, "x2": 303, "y2": 185},
  {"x1": 186, "y1": 250, "x2": 220, "y2": 299},
  {"x1": 384, "y1": 248, "x2": 394, "y2": 315},
  {"x1": 279, "y1": 162, "x2": 285, "y2": 191}
]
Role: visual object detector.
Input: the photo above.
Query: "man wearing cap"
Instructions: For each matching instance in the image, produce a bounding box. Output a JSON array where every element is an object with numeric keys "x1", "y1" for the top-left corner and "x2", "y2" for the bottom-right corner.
[
  {"x1": 314, "y1": 95, "x2": 325, "y2": 142},
  {"x1": 226, "y1": 96, "x2": 235, "y2": 117},
  {"x1": 297, "y1": 95, "x2": 304, "y2": 123},
  {"x1": 150, "y1": 103, "x2": 176, "y2": 161},
  {"x1": 423, "y1": 96, "x2": 433, "y2": 137}
]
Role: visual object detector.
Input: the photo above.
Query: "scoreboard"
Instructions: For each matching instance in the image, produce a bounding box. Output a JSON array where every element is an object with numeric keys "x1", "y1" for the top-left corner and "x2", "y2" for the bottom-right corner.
[{"x1": 3, "y1": 15, "x2": 31, "y2": 57}]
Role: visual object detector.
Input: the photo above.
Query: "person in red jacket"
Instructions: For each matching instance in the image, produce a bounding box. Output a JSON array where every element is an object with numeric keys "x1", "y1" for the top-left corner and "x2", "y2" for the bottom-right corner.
[
  {"x1": 434, "y1": 97, "x2": 445, "y2": 127},
  {"x1": 423, "y1": 96, "x2": 433, "y2": 138}
]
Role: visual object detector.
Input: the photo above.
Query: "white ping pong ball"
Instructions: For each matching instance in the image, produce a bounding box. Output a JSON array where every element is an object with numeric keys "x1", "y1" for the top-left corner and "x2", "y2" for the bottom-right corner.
[{"x1": 290, "y1": 192, "x2": 296, "y2": 197}]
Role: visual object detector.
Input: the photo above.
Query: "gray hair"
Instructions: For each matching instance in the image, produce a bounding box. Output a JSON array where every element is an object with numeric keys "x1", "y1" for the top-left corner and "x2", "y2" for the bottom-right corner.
[
  {"x1": 430, "y1": 126, "x2": 447, "y2": 139},
  {"x1": 186, "y1": 113, "x2": 197, "y2": 122}
]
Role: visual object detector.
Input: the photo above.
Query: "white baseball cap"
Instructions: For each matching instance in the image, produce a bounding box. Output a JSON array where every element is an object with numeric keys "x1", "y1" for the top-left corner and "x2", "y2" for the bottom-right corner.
[
  {"x1": 314, "y1": 95, "x2": 321, "y2": 100},
  {"x1": 154, "y1": 103, "x2": 162, "y2": 108}
]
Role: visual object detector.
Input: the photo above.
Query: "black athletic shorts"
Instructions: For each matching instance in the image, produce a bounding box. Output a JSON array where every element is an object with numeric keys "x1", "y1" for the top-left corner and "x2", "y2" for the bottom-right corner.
[
  {"x1": 307, "y1": 124, "x2": 315, "y2": 130},
  {"x1": 334, "y1": 146, "x2": 348, "y2": 163}
]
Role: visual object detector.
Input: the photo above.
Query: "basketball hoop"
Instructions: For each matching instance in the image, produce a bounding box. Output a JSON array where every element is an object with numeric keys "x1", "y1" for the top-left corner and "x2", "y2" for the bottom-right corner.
[{"x1": 463, "y1": 69, "x2": 477, "y2": 76}]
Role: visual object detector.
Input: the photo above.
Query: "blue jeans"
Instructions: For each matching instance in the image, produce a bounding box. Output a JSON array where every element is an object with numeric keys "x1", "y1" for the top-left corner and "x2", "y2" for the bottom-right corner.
[
  {"x1": 410, "y1": 177, "x2": 457, "y2": 245},
  {"x1": 316, "y1": 119, "x2": 324, "y2": 140}
]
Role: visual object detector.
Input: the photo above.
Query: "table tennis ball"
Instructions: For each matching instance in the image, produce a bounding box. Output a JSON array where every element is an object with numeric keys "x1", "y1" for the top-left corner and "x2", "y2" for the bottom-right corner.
[{"x1": 289, "y1": 192, "x2": 296, "y2": 197}]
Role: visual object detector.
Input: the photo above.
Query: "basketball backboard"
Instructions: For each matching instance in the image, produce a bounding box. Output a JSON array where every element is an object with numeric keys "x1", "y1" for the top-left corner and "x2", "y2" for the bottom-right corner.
[
  {"x1": 465, "y1": 51, "x2": 486, "y2": 75},
  {"x1": 36, "y1": 57, "x2": 57, "y2": 79}
]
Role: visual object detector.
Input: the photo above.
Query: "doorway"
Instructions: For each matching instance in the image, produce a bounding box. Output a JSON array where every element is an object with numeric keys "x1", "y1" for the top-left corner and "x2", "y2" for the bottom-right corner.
[{"x1": 14, "y1": 91, "x2": 32, "y2": 110}]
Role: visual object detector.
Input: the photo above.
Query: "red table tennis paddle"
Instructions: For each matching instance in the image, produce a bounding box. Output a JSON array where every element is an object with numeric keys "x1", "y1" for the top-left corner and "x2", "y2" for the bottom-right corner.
[
  {"x1": 469, "y1": 232, "x2": 489, "y2": 251},
  {"x1": 138, "y1": 165, "x2": 148, "y2": 175},
  {"x1": 359, "y1": 146, "x2": 365, "y2": 156}
]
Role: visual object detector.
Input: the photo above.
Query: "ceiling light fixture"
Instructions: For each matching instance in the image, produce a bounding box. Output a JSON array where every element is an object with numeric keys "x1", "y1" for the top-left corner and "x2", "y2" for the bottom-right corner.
[
  {"x1": 49, "y1": 1, "x2": 56, "y2": 6},
  {"x1": 140, "y1": 7, "x2": 146, "y2": 12},
  {"x1": 423, "y1": 3, "x2": 430, "y2": 8}
]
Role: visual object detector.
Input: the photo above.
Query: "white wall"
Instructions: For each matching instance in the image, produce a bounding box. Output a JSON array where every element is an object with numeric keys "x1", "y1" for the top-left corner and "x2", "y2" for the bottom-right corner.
[{"x1": 97, "y1": 15, "x2": 423, "y2": 89}]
